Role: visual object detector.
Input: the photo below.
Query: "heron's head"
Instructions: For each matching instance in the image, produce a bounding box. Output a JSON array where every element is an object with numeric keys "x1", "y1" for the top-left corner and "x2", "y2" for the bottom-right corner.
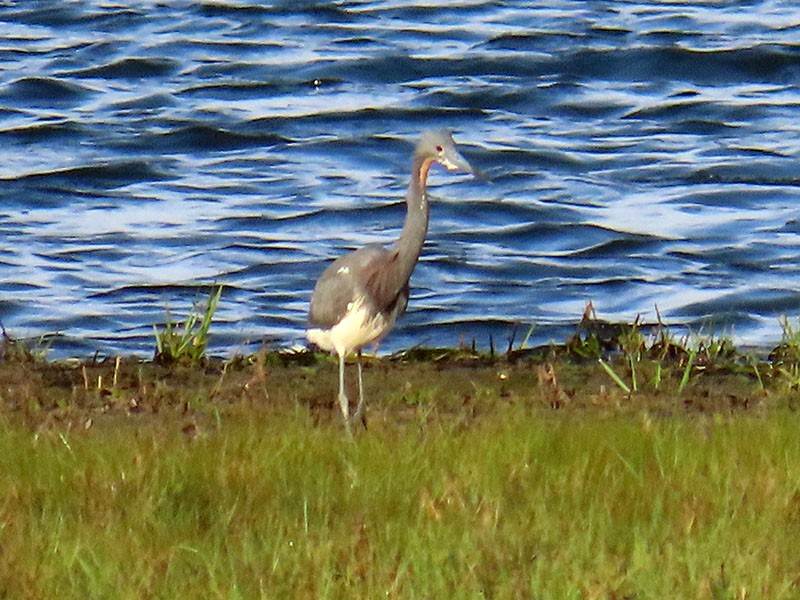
[{"x1": 416, "y1": 129, "x2": 474, "y2": 174}]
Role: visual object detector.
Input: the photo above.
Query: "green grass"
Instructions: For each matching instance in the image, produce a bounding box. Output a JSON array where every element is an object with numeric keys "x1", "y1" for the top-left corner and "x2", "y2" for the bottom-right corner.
[
  {"x1": 4, "y1": 305, "x2": 800, "y2": 597},
  {"x1": 2, "y1": 406, "x2": 799, "y2": 598},
  {"x1": 153, "y1": 285, "x2": 223, "y2": 366}
]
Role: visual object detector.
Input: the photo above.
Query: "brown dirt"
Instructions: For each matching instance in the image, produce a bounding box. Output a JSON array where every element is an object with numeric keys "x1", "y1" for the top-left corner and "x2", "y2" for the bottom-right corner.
[{"x1": 0, "y1": 343, "x2": 779, "y2": 435}]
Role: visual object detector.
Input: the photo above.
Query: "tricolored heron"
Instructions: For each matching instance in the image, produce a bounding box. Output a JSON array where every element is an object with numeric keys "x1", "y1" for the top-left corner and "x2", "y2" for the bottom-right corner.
[{"x1": 307, "y1": 129, "x2": 474, "y2": 431}]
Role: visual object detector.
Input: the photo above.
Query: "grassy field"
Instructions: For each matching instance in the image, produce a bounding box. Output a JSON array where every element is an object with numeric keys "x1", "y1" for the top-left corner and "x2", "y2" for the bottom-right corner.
[
  {"x1": 2, "y1": 307, "x2": 800, "y2": 598},
  {"x1": 1, "y1": 348, "x2": 800, "y2": 599}
]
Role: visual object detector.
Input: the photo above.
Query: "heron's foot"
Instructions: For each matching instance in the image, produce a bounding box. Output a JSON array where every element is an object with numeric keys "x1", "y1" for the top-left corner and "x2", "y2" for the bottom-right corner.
[
  {"x1": 337, "y1": 392, "x2": 352, "y2": 433},
  {"x1": 350, "y1": 404, "x2": 368, "y2": 431},
  {"x1": 337, "y1": 394, "x2": 366, "y2": 435},
  {"x1": 341, "y1": 414, "x2": 367, "y2": 438}
]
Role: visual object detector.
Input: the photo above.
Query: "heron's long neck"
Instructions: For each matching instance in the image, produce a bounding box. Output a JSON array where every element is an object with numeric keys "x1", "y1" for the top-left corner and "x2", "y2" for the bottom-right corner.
[{"x1": 394, "y1": 155, "x2": 432, "y2": 285}]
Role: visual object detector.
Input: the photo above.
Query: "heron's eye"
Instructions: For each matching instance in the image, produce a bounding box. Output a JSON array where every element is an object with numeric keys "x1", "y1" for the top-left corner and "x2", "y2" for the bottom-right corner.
[{"x1": 435, "y1": 145, "x2": 443, "y2": 153}]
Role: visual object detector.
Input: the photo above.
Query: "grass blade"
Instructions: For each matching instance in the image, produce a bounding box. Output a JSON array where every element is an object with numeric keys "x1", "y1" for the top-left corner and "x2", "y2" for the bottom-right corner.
[
  {"x1": 599, "y1": 358, "x2": 631, "y2": 394},
  {"x1": 678, "y1": 349, "x2": 697, "y2": 394}
]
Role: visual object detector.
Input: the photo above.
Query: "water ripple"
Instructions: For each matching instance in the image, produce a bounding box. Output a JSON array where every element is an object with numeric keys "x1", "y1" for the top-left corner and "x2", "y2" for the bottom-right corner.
[{"x1": 1, "y1": 1, "x2": 799, "y2": 358}]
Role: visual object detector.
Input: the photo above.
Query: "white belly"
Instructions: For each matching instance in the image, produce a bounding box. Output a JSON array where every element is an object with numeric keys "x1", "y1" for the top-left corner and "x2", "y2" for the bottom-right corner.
[{"x1": 307, "y1": 297, "x2": 396, "y2": 357}]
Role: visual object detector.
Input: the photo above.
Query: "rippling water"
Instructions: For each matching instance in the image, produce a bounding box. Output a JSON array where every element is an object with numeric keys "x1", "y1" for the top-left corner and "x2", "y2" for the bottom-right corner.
[{"x1": 1, "y1": 1, "x2": 799, "y2": 358}]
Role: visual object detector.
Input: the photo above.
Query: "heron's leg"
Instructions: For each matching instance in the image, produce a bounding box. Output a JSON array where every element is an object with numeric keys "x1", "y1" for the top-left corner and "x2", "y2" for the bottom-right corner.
[
  {"x1": 353, "y1": 350, "x2": 367, "y2": 429},
  {"x1": 337, "y1": 352, "x2": 350, "y2": 425}
]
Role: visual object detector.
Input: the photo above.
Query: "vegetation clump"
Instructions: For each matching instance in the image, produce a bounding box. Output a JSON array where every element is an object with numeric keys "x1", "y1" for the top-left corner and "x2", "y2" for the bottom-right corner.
[
  {"x1": 153, "y1": 285, "x2": 222, "y2": 366},
  {"x1": 1, "y1": 325, "x2": 52, "y2": 363}
]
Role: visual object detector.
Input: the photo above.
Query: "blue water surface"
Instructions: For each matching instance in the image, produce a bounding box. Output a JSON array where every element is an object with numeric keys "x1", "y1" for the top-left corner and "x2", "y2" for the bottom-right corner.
[{"x1": 1, "y1": 1, "x2": 800, "y2": 358}]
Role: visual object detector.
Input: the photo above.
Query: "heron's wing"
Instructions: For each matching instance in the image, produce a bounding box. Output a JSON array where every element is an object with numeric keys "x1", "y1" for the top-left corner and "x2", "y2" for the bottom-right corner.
[{"x1": 309, "y1": 244, "x2": 403, "y2": 329}]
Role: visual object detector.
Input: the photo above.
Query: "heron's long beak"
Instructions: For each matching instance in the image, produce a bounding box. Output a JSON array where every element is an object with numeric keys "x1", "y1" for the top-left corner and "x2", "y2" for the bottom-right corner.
[
  {"x1": 440, "y1": 148, "x2": 474, "y2": 174},
  {"x1": 442, "y1": 148, "x2": 489, "y2": 182}
]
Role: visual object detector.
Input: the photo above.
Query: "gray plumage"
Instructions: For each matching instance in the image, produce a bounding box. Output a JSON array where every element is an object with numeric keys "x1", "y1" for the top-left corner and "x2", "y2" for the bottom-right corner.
[
  {"x1": 307, "y1": 129, "x2": 474, "y2": 432},
  {"x1": 308, "y1": 243, "x2": 409, "y2": 335}
]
